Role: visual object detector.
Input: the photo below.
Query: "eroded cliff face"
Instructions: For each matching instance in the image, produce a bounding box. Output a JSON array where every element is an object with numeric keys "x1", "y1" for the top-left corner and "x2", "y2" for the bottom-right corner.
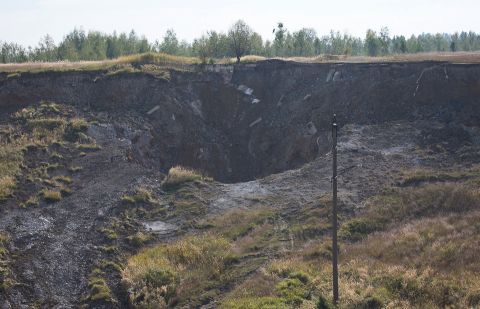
[{"x1": 1, "y1": 60, "x2": 479, "y2": 182}]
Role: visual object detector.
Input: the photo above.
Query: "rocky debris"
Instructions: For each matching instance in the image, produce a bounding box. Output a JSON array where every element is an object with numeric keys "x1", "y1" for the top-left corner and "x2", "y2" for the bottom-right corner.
[{"x1": 142, "y1": 221, "x2": 178, "y2": 235}]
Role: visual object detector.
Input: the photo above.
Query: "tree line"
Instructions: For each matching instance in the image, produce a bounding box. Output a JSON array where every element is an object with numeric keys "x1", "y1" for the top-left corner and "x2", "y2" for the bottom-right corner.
[{"x1": 2, "y1": 20, "x2": 480, "y2": 64}]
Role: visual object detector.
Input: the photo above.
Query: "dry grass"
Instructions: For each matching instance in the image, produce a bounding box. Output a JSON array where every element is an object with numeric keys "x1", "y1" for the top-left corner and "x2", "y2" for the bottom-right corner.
[
  {"x1": 289, "y1": 51, "x2": 480, "y2": 64},
  {"x1": 41, "y1": 189, "x2": 62, "y2": 203},
  {"x1": 122, "y1": 234, "x2": 233, "y2": 308},
  {"x1": 2, "y1": 51, "x2": 479, "y2": 74},
  {"x1": 117, "y1": 52, "x2": 199, "y2": 65},
  {"x1": 0, "y1": 177, "x2": 16, "y2": 201},
  {"x1": 0, "y1": 52, "x2": 199, "y2": 73},
  {"x1": 339, "y1": 183, "x2": 479, "y2": 241},
  {"x1": 161, "y1": 166, "x2": 205, "y2": 189},
  {"x1": 204, "y1": 207, "x2": 275, "y2": 240},
  {"x1": 121, "y1": 187, "x2": 158, "y2": 206}
]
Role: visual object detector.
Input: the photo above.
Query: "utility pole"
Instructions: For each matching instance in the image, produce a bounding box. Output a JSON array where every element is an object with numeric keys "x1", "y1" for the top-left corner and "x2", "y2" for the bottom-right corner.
[{"x1": 332, "y1": 114, "x2": 339, "y2": 306}]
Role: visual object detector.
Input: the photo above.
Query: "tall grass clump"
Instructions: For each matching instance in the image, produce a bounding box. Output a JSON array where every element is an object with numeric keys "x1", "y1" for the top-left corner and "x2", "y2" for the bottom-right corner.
[{"x1": 161, "y1": 166, "x2": 205, "y2": 189}]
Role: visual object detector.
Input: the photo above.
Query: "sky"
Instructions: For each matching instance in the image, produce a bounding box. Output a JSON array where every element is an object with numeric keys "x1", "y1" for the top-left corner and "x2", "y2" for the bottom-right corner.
[{"x1": 1, "y1": 0, "x2": 479, "y2": 47}]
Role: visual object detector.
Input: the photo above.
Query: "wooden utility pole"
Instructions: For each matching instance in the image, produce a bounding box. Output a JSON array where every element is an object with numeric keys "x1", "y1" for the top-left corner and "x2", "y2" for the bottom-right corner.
[{"x1": 332, "y1": 114, "x2": 339, "y2": 306}]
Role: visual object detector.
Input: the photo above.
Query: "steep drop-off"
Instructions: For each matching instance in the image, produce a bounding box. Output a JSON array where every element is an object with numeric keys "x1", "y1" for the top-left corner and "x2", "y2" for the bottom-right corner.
[{"x1": 1, "y1": 60, "x2": 479, "y2": 182}]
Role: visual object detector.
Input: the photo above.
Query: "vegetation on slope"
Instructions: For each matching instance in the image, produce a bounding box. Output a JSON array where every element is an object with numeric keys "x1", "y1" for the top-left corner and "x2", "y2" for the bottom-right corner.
[
  {"x1": 118, "y1": 165, "x2": 480, "y2": 308},
  {"x1": 0, "y1": 101, "x2": 94, "y2": 209}
]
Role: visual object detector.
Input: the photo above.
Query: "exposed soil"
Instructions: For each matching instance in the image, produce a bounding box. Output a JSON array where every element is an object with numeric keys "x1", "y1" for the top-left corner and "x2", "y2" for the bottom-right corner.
[{"x1": 0, "y1": 60, "x2": 479, "y2": 308}]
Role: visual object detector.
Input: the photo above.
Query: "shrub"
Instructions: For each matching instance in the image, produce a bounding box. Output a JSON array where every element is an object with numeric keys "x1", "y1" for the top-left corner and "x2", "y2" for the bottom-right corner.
[{"x1": 162, "y1": 166, "x2": 204, "y2": 189}]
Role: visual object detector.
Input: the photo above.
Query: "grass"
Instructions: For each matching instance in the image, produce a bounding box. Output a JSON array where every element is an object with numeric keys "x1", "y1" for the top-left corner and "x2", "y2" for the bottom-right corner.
[
  {"x1": 76, "y1": 143, "x2": 102, "y2": 152},
  {"x1": 339, "y1": 183, "x2": 479, "y2": 241},
  {"x1": 121, "y1": 187, "x2": 158, "y2": 206},
  {"x1": 64, "y1": 118, "x2": 88, "y2": 141},
  {"x1": 0, "y1": 52, "x2": 199, "y2": 74},
  {"x1": 53, "y1": 175, "x2": 72, "y2": 184},
  {"x1": 398, "y1": 167, "x2": 478, "y2": 186},
  {"x1": 3, "y1": 51, "x2": 480, "y2": 74},
  {"x1": 26, "y1": 118, "x2": 66, "y2": 130},
  {"x1": 202, "y1": 208, "x2": 275, "y2": 240},
  {"x1": 0, "y1": 177, "x2": 16, "y2": 201},
  {"x1": 68, "y1": 165, "x2": 83, "y2": 173},
  {"x1": 122, "y1": 234, "x2": 233, "y2": 308},
  {"x1": 22, "y1": 195, "x2": 39, "y2": 207},
  {"x1": 41, "y1": 189, "x2": 62, "y2": 203},
  {"x1": 117, "y1": 52, "x2": 199, "y2": 65},
  {"x1": 86, "y1": 269, "x2": 113, "y2": 303},
  {"x1": 161, "y1": 166, "x2": 206, "y2": 189}
]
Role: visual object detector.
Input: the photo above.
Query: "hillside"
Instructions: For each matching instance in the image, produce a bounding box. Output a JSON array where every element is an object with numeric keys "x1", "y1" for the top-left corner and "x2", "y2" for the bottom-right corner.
[{"x1": 0, "y1": 59, "x2": 480, "y2": 308}]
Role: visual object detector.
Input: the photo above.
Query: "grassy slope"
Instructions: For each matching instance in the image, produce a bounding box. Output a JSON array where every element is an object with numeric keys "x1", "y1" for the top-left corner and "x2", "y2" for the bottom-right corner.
[{"x1": 120, "y1": 167, "x2": 480, "y2": 308}]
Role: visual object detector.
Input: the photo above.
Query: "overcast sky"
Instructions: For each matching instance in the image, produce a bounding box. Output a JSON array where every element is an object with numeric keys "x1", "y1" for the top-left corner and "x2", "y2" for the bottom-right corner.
[{"x1": 1, "y1": 0, "x2": 479, "y2": 47}]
